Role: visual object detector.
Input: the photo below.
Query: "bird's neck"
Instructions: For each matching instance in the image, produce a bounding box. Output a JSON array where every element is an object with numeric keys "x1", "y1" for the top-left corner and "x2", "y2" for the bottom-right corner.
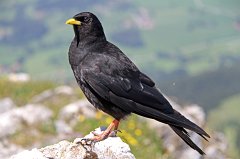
[
  {"x1": 75, "y1": 34, "x2": 106, "y2": 48},
  {"x1": 68, "y1": 35, "x2": 106, "y2": 68}
]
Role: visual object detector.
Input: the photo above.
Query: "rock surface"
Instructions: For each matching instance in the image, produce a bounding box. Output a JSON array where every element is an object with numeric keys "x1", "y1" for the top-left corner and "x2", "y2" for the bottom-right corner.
[
  {"x1": 0, "y1": 98, "x2": 16, "y2": 114},
  {"x1": 0, "y1": 140, "x2": 23, "y2": 159},
  {"x1": 0, "y1": 103, "x2": 52, "y2": 138},
  {"x1": 59, "y1": 99, "x2": 96, "y2": 120},
  {"x1": 31, "y1": 85, "x2": 74, "y2": 103},
  {"x1": 8, "y1": 73, "x2": 30, "y2": 82},
  {"x1": 11, "y1": 127, "x2": 135, "y2": 159}
]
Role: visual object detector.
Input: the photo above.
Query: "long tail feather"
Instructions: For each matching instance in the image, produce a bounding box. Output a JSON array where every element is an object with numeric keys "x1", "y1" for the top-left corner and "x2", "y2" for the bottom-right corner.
[
  {"x1": 170, "y1": 125, "x2": 205, "y2": 155},
  {"x1": 108, "y1": 93, "x2": 210, "y2": 155},
  {"x1": 169, "y1": 110, "x2": 210, "y2": 138},
  {"x1": 132, "y1": 102, "x2": 210, "y2": 138}
]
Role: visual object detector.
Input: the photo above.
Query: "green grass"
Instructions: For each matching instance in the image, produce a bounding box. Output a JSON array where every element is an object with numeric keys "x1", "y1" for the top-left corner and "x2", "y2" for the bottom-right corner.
[
  {"x1": 208, "y1": 94, "x2": 240, "y2": 130},
  {"x1": 207, "y1": 94, "x2": 240, "y2": 158},
  {"x1": 0, "y1": 78, "x2": 56, "y2": 106}
]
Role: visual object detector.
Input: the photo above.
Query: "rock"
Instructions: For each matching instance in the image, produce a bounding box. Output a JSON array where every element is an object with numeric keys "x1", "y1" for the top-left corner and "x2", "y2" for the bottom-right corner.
[
  {"x1": 0, "y1": 139, "x2": 23, "y2": 159},
  {"x1": 0, "y1": 111, "x2": 22, "y2": 138},
  {"x1": 59, "y1": 99, "x2": 96, "y2": 121},
  {"x1": 15, "y1": 104, "x2": 53, "y2": 125},
  {"x1": 55, "y1": 120, "x2": 73, "y2": 134},
  {"x1": 11, "y1": 127, "x2": 135, "y2": 159},
  {"x1": 31, "y1": 90, "x2": 53, "y2": 103},
  {"x1": 0, "y1": 98, "x2": 19, "y2": 138},
  {"x1": 0, "y1": 98, "x2": 16, "y2": 114},
  {"x1": 8, "y1": 73, "x2": 30, "y2": 82},
  {"x1": 11, "y1": 149, "x2": 46, "y2": 159},
  {"x1": 54, "y1": 86, "x2": 74, "y2": 96},
  {"x1": 204, "y1": 132, "x2": 228, "y2": 159},
  {"x1": 0, "y1": 104, "x2": 52, "y2": 138},
  {"x1": 31, "y1": 85, "x2": 74, "y2": 103}
]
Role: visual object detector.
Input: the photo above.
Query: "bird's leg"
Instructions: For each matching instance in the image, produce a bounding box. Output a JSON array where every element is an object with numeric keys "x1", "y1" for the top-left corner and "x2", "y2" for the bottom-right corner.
[
  {"x1": 114, "y1": 120, "x2": 119, "y2": 130},
  {"x1": 92, "y1": 119, "x2": 120, "y2": 141}
]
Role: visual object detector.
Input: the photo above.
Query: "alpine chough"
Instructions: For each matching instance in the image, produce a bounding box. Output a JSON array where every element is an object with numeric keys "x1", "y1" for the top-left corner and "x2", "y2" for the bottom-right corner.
[{"x1": 66, "y1": 12, "x2": 210, "y2": 155}]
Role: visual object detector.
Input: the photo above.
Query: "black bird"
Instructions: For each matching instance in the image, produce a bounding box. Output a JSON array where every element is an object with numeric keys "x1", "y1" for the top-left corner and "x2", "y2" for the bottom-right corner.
[{"x1": 66, "y1": 12, "x2": 210, "y2": 155}]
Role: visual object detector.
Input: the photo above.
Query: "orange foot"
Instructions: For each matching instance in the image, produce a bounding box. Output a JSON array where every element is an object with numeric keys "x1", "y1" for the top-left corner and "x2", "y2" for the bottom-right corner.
[
  {"x1": 91, "y1": 119, "x2": 120, "y2": 141},
  {"x1": 76, "y1": 119, "x2": 120, "y2": 148}
]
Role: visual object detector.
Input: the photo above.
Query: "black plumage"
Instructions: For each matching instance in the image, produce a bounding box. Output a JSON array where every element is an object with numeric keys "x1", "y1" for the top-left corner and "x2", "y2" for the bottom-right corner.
[{"x1": 66, "y1": 12, "x2": 210, "y2": 155}]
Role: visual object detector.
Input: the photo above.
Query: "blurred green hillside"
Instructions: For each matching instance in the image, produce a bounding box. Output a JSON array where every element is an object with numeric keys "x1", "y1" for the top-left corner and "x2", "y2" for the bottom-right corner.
[
  {"x1": 1, "y1": 0, "x2": 240, "y2": 79},
  {"x1": 1, "y1": 0, "x2": 240, "y2": 108}
]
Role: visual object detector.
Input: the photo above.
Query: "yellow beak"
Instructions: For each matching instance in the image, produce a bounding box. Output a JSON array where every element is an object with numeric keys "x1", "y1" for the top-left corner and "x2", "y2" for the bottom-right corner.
[{"x1": 65, "y1": 18, "x2": 81, "y2": 25}]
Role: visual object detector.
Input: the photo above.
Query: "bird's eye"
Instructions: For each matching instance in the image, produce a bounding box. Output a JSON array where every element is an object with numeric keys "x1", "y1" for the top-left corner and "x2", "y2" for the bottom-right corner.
[{"x1": 83, "y1": 17, "x2": 90, "y2": 23}]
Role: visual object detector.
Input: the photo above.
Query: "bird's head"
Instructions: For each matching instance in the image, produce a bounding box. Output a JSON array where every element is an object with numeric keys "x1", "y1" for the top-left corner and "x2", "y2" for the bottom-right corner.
[{"x1": 66, "y1": 12, "x2": 106, "y2": 45}]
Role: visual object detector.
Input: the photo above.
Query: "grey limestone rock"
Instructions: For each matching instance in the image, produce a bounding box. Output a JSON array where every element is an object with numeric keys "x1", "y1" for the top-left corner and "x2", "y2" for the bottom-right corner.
[
  {"x1": 0, "y1": 104, "x2": 52, "y2": 138},
  {"x1": 31, "y1": 85, "x2": 74, "y2": 103},
  {"x1": 0, "y1": 98, "x2": 16, "y2": 114},
  {"x1": 11, "y1": 127, "x2": 135, "y2": 159}
]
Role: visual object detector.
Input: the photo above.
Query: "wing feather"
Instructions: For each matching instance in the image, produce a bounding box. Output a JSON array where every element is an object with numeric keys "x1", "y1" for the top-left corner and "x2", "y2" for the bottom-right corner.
[
  {"x1": 83, "y1": 68, "x2": 174, "y2": 114},
  {"x1": 82, "y1": 67, "x2": 210, "y2": 138}
]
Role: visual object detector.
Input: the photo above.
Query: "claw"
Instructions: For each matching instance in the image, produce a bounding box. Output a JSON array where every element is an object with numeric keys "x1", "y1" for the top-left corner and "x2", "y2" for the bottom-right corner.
[
  {"x1": 90, "y1": 119, "x2": 120, "y2": 141},
  {"x1": 76, "y1": 138, "x2": 94, "y2": 146},
  {"x1": 109, "y1": 129, "x2": 122, "y2": 137},
  {"x1": 77, "y1": 119, "x2": 121, "y2": 143},
  {"x1": 116, "y1": 129, "x2": 122, "y2": 133},
  {"x1": 76, "y1": 138, "x2": 95, "y2": 151}
]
